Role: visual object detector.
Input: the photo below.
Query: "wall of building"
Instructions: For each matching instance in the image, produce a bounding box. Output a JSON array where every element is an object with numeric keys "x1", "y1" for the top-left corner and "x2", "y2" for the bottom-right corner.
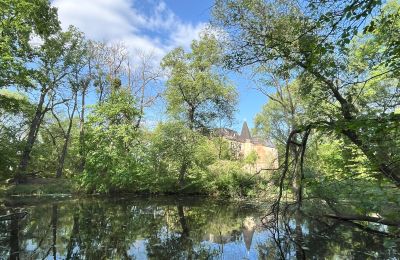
[
  {"x1": 252, "y1": 144, "x2": 279, "y2": 172},
  {"x1": 227, "y1": 139, "x2": 279, "y2": 173},
  {"x1": 241, "y1": 141, "x2": 278, "y2": 172}
]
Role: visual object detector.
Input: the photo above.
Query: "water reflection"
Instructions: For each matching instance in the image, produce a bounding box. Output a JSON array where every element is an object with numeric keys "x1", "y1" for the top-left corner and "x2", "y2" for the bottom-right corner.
[{"x1": 0, "y1": 197, "x2": 398, "y2": 259}]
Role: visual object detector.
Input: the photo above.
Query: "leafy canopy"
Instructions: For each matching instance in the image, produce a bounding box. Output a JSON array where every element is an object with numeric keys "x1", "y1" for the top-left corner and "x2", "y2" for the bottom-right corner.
[{"x1": 161, "y1": 33, "x2": 237, "y2": 131}]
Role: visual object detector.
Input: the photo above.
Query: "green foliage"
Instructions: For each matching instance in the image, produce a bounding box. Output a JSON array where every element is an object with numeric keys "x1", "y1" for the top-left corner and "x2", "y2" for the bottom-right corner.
[
  {"x1": 77, "y1": 88, "x2": 144, "y2": 193},
  {"x1": 0, "y1": 0, "x2": 267, "y2": 199},
  {"x1": 148, "y1": 122, "x2": 213, "y2": 193},
  {"x1": 305, "y1": 136, "x2": 400, "y2": 215},
  {"x1": 244, "y1": 150, "x2": 258, "y2": 166},
  {"x1": 0, "y1": 0, "x2": 60, "y2": 88},
  {"x1": 0, "y1": 89, "x2": 33, "y2": 114},
  {"x1": 4, "y1": 0, "x2": 398, "y2": 218},
  {"x1": 208, "y1": 160, "x2": 258, "y2": 197},
  {"x1": 161, "y1": 33, "x2": 237, "y2": 131},
  {"x1": 77, "y1": 115, "x2": 263, "y2": 197},
  {"x1": 254, "y1": 80, "x2": 304, "y2": 150},
  {"x1": 212, "y1": 137, "x2": 233, "y2": 160},
  {"x1": 215, "y1": 0, "x2": 400, "y2": 192},
  {"x1": 0, "y1": 90, "x2": 34, "y2": 179}
]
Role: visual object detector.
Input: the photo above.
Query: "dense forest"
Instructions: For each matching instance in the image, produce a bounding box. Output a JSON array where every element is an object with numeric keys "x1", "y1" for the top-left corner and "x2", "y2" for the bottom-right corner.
[{"x1": 1, "y1": 0, "x2": 399, "y2": 230}]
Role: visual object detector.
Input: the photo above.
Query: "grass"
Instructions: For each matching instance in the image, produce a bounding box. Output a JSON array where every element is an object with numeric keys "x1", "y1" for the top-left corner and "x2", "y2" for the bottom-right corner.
[{"x1": 0, "y1": 178, "x2": 75, "y2": 197}]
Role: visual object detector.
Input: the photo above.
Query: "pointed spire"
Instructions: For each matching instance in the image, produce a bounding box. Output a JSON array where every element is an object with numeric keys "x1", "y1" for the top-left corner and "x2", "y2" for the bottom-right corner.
[
  {"x1": 243, "y1": 228, "x2": 255, "y2": 252},
  {"x1": 243, "y1": 216, "x2": 256, "y2": 252},
  {"x1": 241, "y1": 121, "x2": 251, "y2": 140}
]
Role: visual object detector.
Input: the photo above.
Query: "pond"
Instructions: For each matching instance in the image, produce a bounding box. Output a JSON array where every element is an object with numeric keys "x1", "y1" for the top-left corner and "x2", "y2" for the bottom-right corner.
[{"x1": 0, "y1": 196, "x2": 399, "y2": 259}]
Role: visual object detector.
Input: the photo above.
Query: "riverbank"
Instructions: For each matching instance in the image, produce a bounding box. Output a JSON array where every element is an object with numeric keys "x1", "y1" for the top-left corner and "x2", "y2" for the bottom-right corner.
[
  {"x1": 0, "y1": 178, "x2": 275, "y2": 203},
  {"x1": 0, "y1": 178, "x2": 74, "y2": 198}
]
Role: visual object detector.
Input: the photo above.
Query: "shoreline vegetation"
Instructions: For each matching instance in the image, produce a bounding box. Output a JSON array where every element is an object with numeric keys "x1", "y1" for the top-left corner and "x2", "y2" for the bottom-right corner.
[
  {"x1": 1, "y1": 178, "x2": 74, "y2": 198},
  {"x1": 0, "y1": 177, "x2": 275, "y2": 200}
]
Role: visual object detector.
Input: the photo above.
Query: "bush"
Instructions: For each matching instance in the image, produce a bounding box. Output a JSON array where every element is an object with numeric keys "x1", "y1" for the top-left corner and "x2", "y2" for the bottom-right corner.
[{"x1": 208, "y1": 160, "x2": 258, "y2": 197}]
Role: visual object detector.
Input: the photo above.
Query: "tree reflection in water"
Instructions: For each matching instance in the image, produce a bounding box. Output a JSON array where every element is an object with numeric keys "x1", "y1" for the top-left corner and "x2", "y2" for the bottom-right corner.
[{"x1": 0, "y1": 197, "x2": 398, "y2": 259}]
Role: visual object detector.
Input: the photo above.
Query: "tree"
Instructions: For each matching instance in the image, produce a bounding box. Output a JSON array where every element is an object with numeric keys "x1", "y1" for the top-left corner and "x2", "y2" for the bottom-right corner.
[
  {"x1": 159, "y1": 33, "x2": 237, "y2": 188},
  {"x1": 90, "y1": 42, "x2": 128, "y2": 104},
  {"x1": 75, "y1": 40, "x2": 96, "y2": 172},
  {"x1": 126, "y1": 51, "x2": 163, "y2": 128},
  {"x1": 254, "y1": 77, "x2": 307, "y2": 204},
  {"x1": 16, "y1": 26, "x2": 86, "y2": 182},
  {"x1": 150, "y1": 120, "x2": 224, "y2": 192},
  {"x1": 161, "y1": 33, "x2": 237, "y2": 132},
  {"x1": 1, "y1": 0, "x2": 60, "y2": 180},
  {"x1": 254, "y1": 77, "x2": 303, "y2": 147},
  {"x1": 54, "y1": 30, "x2": 88, "y2": 178},
  {"x1": 150, "y1": 122, "x2": 202, "y2": 189},
  {"x1": 79, "y1": 87, "x2": 143, "y2": 193},
  {"x1": 213, "y1": 0, "x2": 400, "y2": 189}
]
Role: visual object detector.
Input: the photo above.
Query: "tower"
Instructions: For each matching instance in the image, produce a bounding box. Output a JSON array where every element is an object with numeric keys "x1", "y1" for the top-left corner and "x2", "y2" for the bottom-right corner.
[{"x1": 240, "y1": 121, "x2": 251, "y2": 140}]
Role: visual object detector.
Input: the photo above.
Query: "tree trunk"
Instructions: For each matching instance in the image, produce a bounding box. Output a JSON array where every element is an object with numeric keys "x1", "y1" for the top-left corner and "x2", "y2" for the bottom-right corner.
[
  {"x1": 51, "y1": 204, "x2": 58, "y2": 259},
  {"x1": 9, "y1": 211, "x2": 19, "y2": 260},
  {"x1": 177, "y1": 205, "x2": 193, "y2": 259},
  {"x1": 56, "y1": 93, "x2": 77, "y2": 178},
  {"x1": 188, "y1": 107, "x2": 195, "y2": 131},
  {"x1": 325, "y1": 213, "x2": 400, "y2": 227},
  {"x1": 296, "y1": 60, "x2": 400, "y2": 186},
  {"x1": 291, "y1": 146, "x2": 302, "y2": 206},
  {"x1": 66, "y1": 213, "x2": 80, "y2": 260},
  {"x1": 177, "y1": 205, "x2": 189, "y2": 237},
  {"x1": 293, "y1": 172, "x2": 303, "y2": 207},
  {"x1": 135, "y1": 82, "x2": 146, "y2": 129},
  {"x1": 294, "y1": 210, "x2": 305, "y2": 260},
  {"x1": 178, "y1": 161, "x2": 188, "y2": 189},
  {"x1": 78, "y1": 87, "x2": 86, "y2": 172},
  {"x1": 98, "y1": 81, "x2": 104, "y2": 104},
  {"x1": 16, "y1": 88, "x2": 47, "y2": 183}
]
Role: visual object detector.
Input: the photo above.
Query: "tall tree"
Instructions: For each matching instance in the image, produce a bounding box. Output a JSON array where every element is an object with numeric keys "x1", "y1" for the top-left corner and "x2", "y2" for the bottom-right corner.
[
  {"x1": 254, "y1": 76, "x2": 303, "y2": 147},
  {"x1": 76, "y1": 40, "x2": 96, "y2": 172},
  {"x1": 55, "y1": 29, "x2": 88, "y2": 178},
  {"x1": 16, "y1": 26, "x2": 86, "y2": 182},
  {"x1": 160, "y1": 33, "x2": 237, "y2": 188},
  {"x1": 126, "y1": 51, "x2": 163, "y2": 128},
  {"x1": 80, "y1": 86, "x2": 142, "y2": 193},
  {"x1": 161, "y1": 33, "x2": 237, "y2": 132},
  {"x1": 254, "y1": 77, "x2": 306, "y2": 204},
  {"x1": 91, "y1": 42, "x2": 128, "y2": 104},
  {"x1": 213, "y1": 0, "x2": 400, "y2": 188}
]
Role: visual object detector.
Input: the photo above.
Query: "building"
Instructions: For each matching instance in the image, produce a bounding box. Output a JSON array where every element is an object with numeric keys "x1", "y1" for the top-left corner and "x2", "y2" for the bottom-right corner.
[{"x1": 215, "y1": 122, "x2": 279, "y2": 172}]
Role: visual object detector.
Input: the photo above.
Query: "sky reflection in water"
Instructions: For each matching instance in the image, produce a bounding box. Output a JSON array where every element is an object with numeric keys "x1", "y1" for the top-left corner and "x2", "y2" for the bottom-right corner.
[{"x1": 0, "y1": 196, "x2": 399, "y2": 259}]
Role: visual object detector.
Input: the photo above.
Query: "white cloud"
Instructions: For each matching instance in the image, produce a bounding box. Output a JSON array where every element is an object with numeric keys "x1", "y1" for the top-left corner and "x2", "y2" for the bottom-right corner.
[
  {"x1": 170, "y1": 23, "x2": 207, "y2": 50},
  {"x1": 53, "y1": 0, "x2": 207, "y2": 61}
]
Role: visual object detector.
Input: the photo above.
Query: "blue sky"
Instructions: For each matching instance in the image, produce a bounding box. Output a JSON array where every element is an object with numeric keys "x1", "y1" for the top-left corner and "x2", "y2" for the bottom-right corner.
[{"x1": 53, "y1": 0, "x2": 269, "y2": 131}]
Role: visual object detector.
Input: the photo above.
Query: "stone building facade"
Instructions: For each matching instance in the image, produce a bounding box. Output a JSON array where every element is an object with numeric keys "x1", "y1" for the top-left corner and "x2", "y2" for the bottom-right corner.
[{"x1": 216, "y1": 122, "x2": 279, "y2": 172}]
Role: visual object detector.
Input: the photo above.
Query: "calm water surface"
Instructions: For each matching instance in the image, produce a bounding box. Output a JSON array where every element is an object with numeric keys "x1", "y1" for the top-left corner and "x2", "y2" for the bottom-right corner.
[{"x1": 0, "y1": 196, "x2": 399, "y2": 259}]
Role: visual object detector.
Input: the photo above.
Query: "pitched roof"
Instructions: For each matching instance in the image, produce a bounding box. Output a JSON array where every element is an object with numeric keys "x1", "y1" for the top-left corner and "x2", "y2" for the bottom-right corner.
[
  {"x1": 213, "y1": 125, "x2": 276, "y2": 148},
  {"x1": 240, "y1": 121, "x2": 251, "y2": 140}
]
